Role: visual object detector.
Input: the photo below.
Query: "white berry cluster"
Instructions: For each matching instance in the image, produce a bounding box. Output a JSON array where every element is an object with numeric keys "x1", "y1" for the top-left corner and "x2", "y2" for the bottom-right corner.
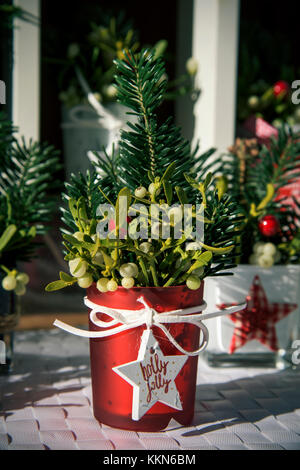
[
  {"x1": 69, "y1": 234, "x2": 141, "y2": 293},
  {"x1": 249, "y1": 242, "x2": 280, "y2": 268},
  {"x1": 134, "y1": 184, "x2": 161, "y2": 199},
  {"x1": 68, "y1": 229, "x2": 153, "y2": 292},
  {"x1": 1, "y1": 271, "x2": 30, "y2": 296},
  {"x1": 69, "y1": 257, "x2": 93, "y2": 288},
  {"x1": 55, "y1": 178, "x2": 215, "y2": 293},
  {"x1": 96, "y1": 262, "x2": 139, "y2": 293}
]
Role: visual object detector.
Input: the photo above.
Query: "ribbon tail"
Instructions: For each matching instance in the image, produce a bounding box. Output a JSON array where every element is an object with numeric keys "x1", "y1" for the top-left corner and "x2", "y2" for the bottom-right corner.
[
  {"x1": 53, "y1": 320, "x2": 96, "y2": 338},
  {"x1": 157, "y1": 322, "x2": 209, "y2": 357},
  {"x1": 53, "y1": 318, "x2": 143, "y2": 338},
  {"x1": 199, "y1": 303, "x2": 247, "y2": 322}
]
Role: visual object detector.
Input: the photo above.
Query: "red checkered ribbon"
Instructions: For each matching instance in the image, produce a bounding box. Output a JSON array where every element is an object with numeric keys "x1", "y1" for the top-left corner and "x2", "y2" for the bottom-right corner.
[{"x1": 218, "y1": 275, "x2": 298, "y2": 354}]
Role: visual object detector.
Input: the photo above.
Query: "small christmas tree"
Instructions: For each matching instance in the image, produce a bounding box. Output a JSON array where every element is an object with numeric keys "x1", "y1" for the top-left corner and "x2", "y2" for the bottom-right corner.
[
  {"x1": 46, "y1": 49, "x2": 243, "y2": 293},
  {"x1": 213, "y1": 126, "x2": 300, "y2": 266}
]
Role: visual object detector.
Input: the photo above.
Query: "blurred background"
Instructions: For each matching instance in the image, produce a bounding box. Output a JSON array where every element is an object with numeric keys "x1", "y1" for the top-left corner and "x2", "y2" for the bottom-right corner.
[{"x1": 1, "y1": 0, "x2": 299, "y2": 327}]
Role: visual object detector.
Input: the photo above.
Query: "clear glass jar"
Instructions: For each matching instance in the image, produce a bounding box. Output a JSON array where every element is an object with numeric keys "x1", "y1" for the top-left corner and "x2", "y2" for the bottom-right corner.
[
  {"x1": 0, "y1": 283, "x2": 20, "y2": 374},
  {"x1": 202, "y1": 265, "x2": 300, "y2": 369}
]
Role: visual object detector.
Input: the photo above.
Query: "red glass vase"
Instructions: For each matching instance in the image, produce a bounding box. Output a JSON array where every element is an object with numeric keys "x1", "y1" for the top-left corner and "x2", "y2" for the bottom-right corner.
[{"x1": 87, "y1": 283, "x2": 204, "y2": 431}]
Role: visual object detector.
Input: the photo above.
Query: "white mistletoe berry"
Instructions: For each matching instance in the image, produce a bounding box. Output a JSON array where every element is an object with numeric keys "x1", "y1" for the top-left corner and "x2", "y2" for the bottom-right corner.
[
  {"x1": 186, "y1": 57, "x2": 198, "y2": 76},
  {"x1": 96, "y1": 278, "x2": 109, "y2": 293},
  {"x1": 119, "y1": 263, "x2": 138, "y2": 278},
  {"x1": 139, "y1": 242, "x2": 152, "y2": 253},
  {"x1": 257, "y1": 255, "x2": 274, "y2": 268},
  {"x1": 150, "y1": 222, "x2": 161, "y2": 238},
  {"x1": 16, "y1": 272, "x2": 30, "y2": 285},
  {"x1": 186, "y1": 242, "x2": 201, "y2": 251},
  {"x1": 193, "y1": 267, "x2": 204, "y2": 277},
  {"x1": 263, "y1": 242, "x2": 276, "y2": 257},
  {"x1": 121, "y1": 277, "x2": 135, "y2": 289},
  {"x1": 107, "y1": 279, "x2": 118, "y2": 292},
  {"x1": 103, "y1": 84, "x2": 117, "y2": 99},
  {"x1": 186, "y1": 275, "x2": 201, "y2": 290},
  {"x1": 253, "y1": 242, "x2": 265, "y2": 255},
  {"x1": 69, "y1": 258, "x2": 88, "y2": 278},
  {"x1": 148, "y1": 182, "x2": 160, "y2": 196},
  {"x1": 73, "y1": 231, "x2": 84, "y2": 241},
  {"x1": 134, "y1": 186, "x2": 147, "y2": 198},
  {"x1": 2, "y1": 275, "x2": 17, "y2": 291},
  {"x1": 168, "y1": 206, "x2": 183, "y2": 220},
  {"x1": 77, "y1": 274, "x2": 93, "y2": 288},
  {"x1": 248, "y1": 95, "x2": 260, "y2": 109},
  {"x1": 92, "y1": 251, "x2": 104, "y2": 266}
]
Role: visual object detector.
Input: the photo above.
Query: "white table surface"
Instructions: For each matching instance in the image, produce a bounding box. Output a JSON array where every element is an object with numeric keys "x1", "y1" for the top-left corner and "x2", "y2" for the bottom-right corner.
[{"x1": 1, "y1": 328, "x2": 300, "y2": 451}]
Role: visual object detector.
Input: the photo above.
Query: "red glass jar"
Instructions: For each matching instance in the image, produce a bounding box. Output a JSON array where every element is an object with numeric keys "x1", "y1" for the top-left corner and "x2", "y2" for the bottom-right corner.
[{"x1": 87, "y1": 283, "x2": 204, "y2": 431}]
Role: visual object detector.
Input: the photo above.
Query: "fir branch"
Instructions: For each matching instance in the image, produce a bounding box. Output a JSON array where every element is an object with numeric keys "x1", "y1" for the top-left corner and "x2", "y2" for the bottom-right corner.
[
  {"x1": 114, "y1": 49, "x2": 167, "y2": 180},
  {"x1": 0, "y1": 138, "x2": 60, "y2": 233},
  {"x1": 246, "y1": 126, "x2": 300, "y2": 203},
  {"x1": 0, "y1": 113, "x2": 61, "y2": 266},
  {"x1": 61, "y1": 169, "x2": 103, "y2": 234}
]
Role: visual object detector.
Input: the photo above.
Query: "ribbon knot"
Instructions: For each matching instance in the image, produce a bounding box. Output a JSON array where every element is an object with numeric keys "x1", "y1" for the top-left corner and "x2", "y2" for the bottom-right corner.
[{"x1": 137, "y1": 296, "x2": 154, "y2": 329}]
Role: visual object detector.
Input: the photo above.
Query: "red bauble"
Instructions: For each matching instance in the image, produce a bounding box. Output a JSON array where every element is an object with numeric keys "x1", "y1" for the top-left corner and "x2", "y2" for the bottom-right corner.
[
  {"x1": 273, "y1": 80, "x2": 289, "y2": 98},
  {"x1": 258, "y1": 215, "x2": 280, "y2": 237}
]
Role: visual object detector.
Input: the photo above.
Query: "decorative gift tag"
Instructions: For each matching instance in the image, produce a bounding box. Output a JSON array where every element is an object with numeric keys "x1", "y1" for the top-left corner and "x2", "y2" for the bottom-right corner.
[{"x1": 113, "y1": 329, "x2": 188, "y2": 421}]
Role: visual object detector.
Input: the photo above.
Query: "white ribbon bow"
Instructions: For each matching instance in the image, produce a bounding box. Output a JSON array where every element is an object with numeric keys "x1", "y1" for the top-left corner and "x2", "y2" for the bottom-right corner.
[{"x1": 54, "y1": 296, "x2": 246, "y2": 357}]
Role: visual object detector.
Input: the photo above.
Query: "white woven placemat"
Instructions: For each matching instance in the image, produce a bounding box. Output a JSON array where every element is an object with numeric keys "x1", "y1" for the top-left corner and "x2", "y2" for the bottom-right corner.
[{"x1": 1, "y1": 328, "x2": 300, "y2": 450}]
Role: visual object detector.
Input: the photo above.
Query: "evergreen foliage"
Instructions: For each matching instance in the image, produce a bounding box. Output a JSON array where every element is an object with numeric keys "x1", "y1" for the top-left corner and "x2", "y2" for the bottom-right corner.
[
  {"x1": 114, "y1": 50, "x2": 213, "y2": 192},
  {"x1": 54, "y1": 48, "x2": 243, "y2": 291},
  {"x1": 213, "y1": 126, "x2": 300, "y2": 264},
  {"x1": 0, "y1": 114, "x2": 60, "y2": 267}
]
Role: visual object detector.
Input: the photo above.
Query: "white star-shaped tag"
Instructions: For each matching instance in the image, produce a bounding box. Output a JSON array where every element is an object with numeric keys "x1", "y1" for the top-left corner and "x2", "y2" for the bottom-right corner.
[{"x1": 112, "y1": 329, "x2": 188, "y2": 421}]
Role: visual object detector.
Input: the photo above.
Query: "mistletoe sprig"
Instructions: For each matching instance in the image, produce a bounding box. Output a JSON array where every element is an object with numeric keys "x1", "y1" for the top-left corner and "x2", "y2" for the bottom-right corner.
[{"x1": 46, "y1": 162, "x2": 241, "y2": 292}]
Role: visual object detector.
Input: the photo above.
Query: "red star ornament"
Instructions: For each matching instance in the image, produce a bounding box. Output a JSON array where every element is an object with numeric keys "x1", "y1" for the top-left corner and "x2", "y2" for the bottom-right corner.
[{"x1": 218, "y1": 275, "x2": 298, "y2": 354}]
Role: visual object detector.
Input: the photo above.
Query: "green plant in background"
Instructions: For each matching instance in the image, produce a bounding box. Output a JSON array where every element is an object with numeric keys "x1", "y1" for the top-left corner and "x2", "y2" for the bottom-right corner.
[
  {"x1": 46, "y1": 49, "x2": 242, "y2": 293},
  {"x1": 0, "y1": 113, "x2": 60, "y2": 296},
  {"x1": 213, "y1": 126, "x2": 300, "y2": 266},
  {"x1": 0, "y1": 2, "x2": 38, "y2": 29},
  {"x1": 56, "y1": 13, "x2": 199, "y2": 109},
  {"x1": 237, "y1": 21, "x2": 300, "y2": 128}
]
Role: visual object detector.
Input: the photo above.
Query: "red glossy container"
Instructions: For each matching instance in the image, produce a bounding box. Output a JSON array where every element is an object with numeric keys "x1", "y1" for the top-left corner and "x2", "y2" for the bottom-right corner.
[{"x1": 87, "y1": 283, "x2": 204, "y2": 431}]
